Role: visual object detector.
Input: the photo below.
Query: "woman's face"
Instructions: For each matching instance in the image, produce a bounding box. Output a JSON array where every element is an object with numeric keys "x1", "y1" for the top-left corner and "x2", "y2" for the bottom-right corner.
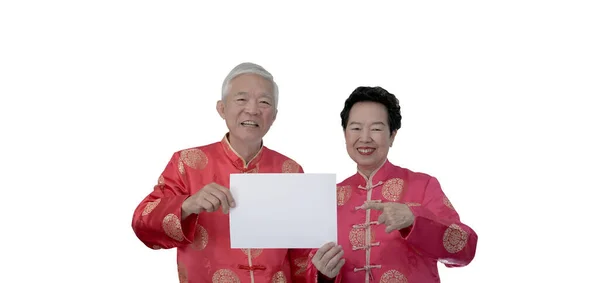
[{"x1": 344, "y1": 101, "x2": 396, "y2": 175}]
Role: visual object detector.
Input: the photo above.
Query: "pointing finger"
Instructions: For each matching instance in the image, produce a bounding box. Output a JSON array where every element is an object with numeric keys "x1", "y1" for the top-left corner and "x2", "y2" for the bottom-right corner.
[{"x1": 361, "y1": 201, "x2": 385, "y2": 211}]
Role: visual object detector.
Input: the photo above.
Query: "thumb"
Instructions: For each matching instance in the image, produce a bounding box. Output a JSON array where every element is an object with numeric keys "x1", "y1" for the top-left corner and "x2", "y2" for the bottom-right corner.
[{"x1": 377, "y1": 213, "x2": 387, "y2": 225}]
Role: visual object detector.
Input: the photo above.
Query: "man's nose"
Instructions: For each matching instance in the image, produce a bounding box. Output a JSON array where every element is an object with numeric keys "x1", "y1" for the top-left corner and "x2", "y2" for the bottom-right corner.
[{"x1": 244, "y1": 100, "x2": 260, "y2": 115}]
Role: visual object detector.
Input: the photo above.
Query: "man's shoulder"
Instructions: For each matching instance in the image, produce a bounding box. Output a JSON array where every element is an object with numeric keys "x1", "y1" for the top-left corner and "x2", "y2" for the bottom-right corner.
[
  {"x1": 263, "y1": 147, "x2": 296, "y2": 160},
  {"x1": 171, "y1": 141, "x2": 221, "y2": 156},
  {"x1": 262, "y1": 147, "x2": 303, "y2": 168}
]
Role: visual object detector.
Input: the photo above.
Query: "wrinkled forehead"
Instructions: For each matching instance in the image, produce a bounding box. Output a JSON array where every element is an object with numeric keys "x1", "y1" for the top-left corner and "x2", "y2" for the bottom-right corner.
[
  {"x1": 230, "y1": 73, "x2": 272, "y2": 89},
  {"x1": 228, "y1": 74, "x2": 274, "y2": 96},
  {"x1": 231, "y1": 91, "x2": 275, "y2": 100}
]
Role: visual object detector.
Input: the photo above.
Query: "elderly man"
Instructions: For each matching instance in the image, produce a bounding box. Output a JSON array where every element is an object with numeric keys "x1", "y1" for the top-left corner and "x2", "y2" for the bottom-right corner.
[
  {"x1": 131, "y1": 62, "x2": 310, "y2": 283},
  {"x1": 306, "y1": 86, "x2": 478, "y2": 282}
]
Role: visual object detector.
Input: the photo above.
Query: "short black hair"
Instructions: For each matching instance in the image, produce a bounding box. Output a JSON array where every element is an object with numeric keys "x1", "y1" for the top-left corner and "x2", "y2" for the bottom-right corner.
[{"x1": 340, "y1": 86, "x2": 402, "y2": 135}]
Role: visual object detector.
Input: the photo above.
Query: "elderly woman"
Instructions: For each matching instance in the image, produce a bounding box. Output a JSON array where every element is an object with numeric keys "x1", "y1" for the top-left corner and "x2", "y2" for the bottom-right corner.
[{"x1": 306, "y1": 86, "x2": 478, "y2": 283}]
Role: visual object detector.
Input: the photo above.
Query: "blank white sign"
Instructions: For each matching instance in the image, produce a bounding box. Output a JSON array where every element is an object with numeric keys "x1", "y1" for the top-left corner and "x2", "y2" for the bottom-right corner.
[{"x1": 229, "y1": 173, "x2": 338, "y2": 249}]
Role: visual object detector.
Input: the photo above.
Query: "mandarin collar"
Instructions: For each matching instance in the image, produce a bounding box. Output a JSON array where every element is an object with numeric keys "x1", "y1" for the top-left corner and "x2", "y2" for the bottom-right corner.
[
  {"x1": 220, "y1": 133, "x2": 264, "y2": 171},
  {"x1": 354, "y1": 159, "x2": 393, "y2": 187}
]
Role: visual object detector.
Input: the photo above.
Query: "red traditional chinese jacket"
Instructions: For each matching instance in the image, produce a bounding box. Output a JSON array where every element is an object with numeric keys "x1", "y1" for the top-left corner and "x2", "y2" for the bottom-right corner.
[
  {"x1": 306, "y1": 159, "x2": 478, "y2": 283},
  {"x1": 132, "y1": 134, "x2": 311, "y2": 283}
]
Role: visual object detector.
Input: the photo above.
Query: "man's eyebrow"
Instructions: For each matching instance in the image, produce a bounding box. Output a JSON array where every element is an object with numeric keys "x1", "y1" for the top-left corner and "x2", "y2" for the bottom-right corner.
[{"x1": 234, "y1": 92, "x2": 274, "y2": 97}]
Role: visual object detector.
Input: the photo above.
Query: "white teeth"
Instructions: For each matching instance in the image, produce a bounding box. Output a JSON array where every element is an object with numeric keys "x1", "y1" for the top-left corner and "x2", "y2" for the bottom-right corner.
[
  {"x1": 358, "y1": 148, "x2": 374, "y2": 153},
  {"x1": 241, "y1": 121, "x2": 258, "y2": 126}
]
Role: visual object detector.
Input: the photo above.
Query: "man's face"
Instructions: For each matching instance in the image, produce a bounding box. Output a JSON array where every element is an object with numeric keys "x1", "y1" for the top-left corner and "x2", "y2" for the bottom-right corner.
[
  {"x1": 217, "y1": 73, "x2": 277, "y2": 145},
  {"x1": 344, "y1": 101, "x2": 396, "y2": 172}
]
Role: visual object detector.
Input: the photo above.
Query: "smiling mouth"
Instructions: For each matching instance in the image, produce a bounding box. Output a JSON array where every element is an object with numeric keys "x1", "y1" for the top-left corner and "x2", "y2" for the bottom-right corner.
[
  {"x1": 357, "y1": 147, "x2": 375, "y2": 155},
  {"x1": 241, "y1": 120, "x2": 259, "y2": 128}
]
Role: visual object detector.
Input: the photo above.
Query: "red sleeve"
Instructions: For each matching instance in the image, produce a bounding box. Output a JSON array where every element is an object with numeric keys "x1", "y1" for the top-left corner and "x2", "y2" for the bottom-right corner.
[
  {"x1": 131, "y1": 152, "x2": 200, "y2": 249},
  {"x1": 287, "y1": 248, "x2": 312, "y2": 283},
  {"x1": 399, "y1": 177, "x2": 478, "y2": 267},
  {"x1": 305, "y1": 250, "x2": 343, "y2": 283}
]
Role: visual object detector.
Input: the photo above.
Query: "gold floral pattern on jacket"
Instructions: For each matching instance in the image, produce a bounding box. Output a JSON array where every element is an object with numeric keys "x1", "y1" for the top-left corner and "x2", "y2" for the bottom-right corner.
[
  {"x1": 271, "y1": 271, "x2": 287, "y2": 283},
  {"x1": 282, "y1": 159, "x2": 300, "y2": 173},
  {"x1": 191, "y1": 225, "x2": 209, "y2": 250},
  {"x1": 379, "y1": 269, "x2": 408, "y2": 283},
  {"x1": 142, "y1": 199, "x2": 161, "y2": 216},
  {"x1": 443, "y1": 224, "x2": 468, "y2": 253},
  {"x1": 162, "y1": 213, "x2": 184, "y2": 241},
  {"x1": 212, "y1": 269, "x2": 240, "y2": 283},
  {"x1": 382, "y1": 178, "x2": 404, "y2": 201},
  {"x1": 337, "y1": 185, "x2": 352, "y2": 206}
]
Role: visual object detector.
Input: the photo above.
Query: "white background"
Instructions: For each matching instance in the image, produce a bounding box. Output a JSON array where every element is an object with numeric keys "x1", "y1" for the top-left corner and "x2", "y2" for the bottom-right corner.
[{"x1": 1, "y1": 1, "x2": 599, "y2": 282}]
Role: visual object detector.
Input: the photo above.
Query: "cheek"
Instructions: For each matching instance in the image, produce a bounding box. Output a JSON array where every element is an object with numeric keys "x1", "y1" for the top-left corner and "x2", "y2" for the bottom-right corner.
[
  {"x1": 344, "y1": 132, "x2": 357, "y2": 147},
  {"x1": 261, "y1": 109, "x2": 275, "y2": 119},
  {"x1": 226, "y1": 106, "x2": 239, "y2": 115},
  {"x1": 345, "y1": 143, "x2": 355, "y2": 157},
  {"x1": 225, "y1": 109, "x2": 243, "y2": 124},
  {"x1": 375, "y1": 135, "x2": 392, "y2": 148}
]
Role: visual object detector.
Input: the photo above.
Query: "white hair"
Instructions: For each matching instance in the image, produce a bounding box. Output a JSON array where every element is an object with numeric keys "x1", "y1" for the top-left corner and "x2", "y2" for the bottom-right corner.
[{"x1": 221, "y1": 62, "x2": 279, "y2": 108}]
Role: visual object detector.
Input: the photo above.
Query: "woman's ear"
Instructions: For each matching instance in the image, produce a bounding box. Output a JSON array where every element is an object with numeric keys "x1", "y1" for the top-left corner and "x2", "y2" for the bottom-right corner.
[{"x1": 390, "y1": 130, "x2": 398, "y2": 147}]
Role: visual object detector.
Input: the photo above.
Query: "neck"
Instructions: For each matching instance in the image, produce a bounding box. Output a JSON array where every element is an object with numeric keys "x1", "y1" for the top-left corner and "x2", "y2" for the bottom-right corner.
[
  {"x1": 358, "y1": 159, "x2": 387, "y2": 179},
  {"x1": 358, "y1": 167, "x2": 376, "y2": 179},
  {"x1": 228, "y1": 134, "x2": 262, "y2": 163}
]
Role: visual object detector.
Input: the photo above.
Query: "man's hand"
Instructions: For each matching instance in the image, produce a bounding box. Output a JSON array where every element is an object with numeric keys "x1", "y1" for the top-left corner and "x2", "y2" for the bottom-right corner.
[
  {"x1": 312, "y1": 242, "x2": 345, "y2": 279},
  {"x1": 181, "y1": 183, "x2": 235, "y2": 219},
  {"x1": 360, "y1": 201, "x2": 414, "y2": 233}
]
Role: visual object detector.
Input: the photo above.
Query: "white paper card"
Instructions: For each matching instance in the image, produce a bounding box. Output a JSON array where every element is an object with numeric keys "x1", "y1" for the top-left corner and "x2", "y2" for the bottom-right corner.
[{"x1": 229, "y1": 173, "x2": 337, "y2": 249}]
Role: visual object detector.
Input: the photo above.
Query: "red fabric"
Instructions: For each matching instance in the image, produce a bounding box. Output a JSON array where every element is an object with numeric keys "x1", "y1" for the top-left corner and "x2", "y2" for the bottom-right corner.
[
  {"x1": 306, "y1": 159, "x2": 478, "y2": 283},
  {"x1": 306, "y1": 250, "x2": 344, "y2": 283},
  {"x1": 132, "y1": 134, "x2": 311, "y2": 283}
]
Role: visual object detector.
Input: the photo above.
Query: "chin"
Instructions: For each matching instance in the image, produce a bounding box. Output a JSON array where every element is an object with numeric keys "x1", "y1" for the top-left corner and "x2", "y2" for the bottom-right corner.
[
  {"x1": 351, "y1": 155, "x2": 369, "y2": 165},
  {"x1": 357, "y1": 161, "x2": 375, "y2": 168},
  {"x1": 354, "y1": 155, "x2": 380, "y2": 165},
  {"x1": 237, "y1": 131, "x2": 265, "y2": 142}
]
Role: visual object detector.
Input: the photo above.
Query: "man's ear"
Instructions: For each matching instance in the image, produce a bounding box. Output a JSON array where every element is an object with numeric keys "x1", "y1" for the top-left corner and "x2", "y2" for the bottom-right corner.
[
  {"x1": 390, "y1": 130, "x2": 398, "y2": 147},
  {"x1": 272, "y1": 108, "x2": 278, "y2": 121},
  {"x1": 216, "y1": 100, "x2": 225, "y2": 119}
]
